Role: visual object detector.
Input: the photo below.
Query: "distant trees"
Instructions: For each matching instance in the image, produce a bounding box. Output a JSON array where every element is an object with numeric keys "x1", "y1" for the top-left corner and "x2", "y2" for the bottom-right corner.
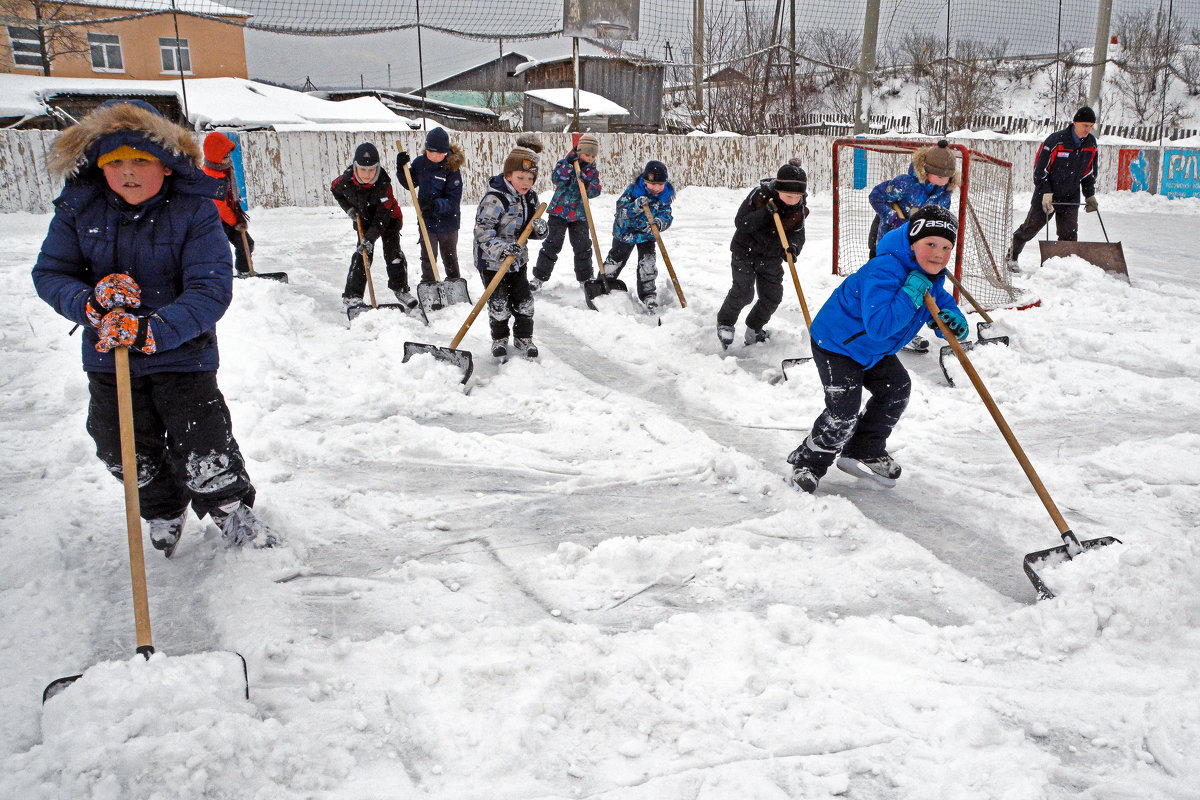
[
  {"x1": 0, "y1": 0, "x2": 93, "y2": 76},
  {"x1": 1111, "y1": 8, "x2": 1192, "y2": 129}
]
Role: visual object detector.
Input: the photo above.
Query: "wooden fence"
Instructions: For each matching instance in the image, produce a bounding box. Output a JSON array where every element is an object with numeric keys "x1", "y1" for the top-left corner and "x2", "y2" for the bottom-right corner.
[{"x1": 0, "y1": 129, "x2": 1156, "y2": 215}]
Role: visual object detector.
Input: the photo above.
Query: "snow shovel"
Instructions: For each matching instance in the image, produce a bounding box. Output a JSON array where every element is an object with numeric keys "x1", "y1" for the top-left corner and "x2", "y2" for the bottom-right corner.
[
  {"x1": 925, "y1": 293, "x2": 1120, "y2": 600},
  {"x1": 937, "y1": 269, "x2": 1010, "y2": 388},
  {"x1": 347, "y1": 216, "x2": 428, "y2": 325},
  {"x1": 44, "y1": 344, "x2": 249, "y2": 703},
  {"x1": 228, "y1": 170, "x2": 287, "y2": 282},
  {"x1": 643, "y1": 205, "x2": 686, "y2": 310},
  {"x1": 770, "y1": 208, "x2": 815, "y2": 381},
  {"x1": 401, "y1": 160, "x2": 470, "y2": 313},
  {"x1": 577, "y1": 162, "x2": 626, "y2": 310},
  {"x1": 402, "y1": 203, "x2": 547, "y2": 384},
  {"x1": 1038, "y1": 204, "x2": 1129, "y2": 283}
]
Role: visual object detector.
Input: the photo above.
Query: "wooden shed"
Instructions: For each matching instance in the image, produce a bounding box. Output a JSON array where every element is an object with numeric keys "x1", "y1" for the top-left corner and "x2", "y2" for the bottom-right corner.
[{"x1": 515, "y1": 55, "x2": 663, "y2": 133}]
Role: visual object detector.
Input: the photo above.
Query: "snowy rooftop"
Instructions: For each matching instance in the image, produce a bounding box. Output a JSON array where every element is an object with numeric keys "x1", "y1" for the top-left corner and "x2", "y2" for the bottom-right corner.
[
  {"x1": 66, "y1": 0, "x2": 248, "y2": 16},
  {"x1": 525, "y1": 88, "x2": 629, "y2": 117},
  {"x1": 0, "y1": 75, "x2": 414, "y2": 130}
]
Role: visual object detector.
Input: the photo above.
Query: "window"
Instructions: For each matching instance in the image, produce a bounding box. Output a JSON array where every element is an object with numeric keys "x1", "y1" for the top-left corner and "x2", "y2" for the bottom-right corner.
[
  {"x1": 7, "y1": 25, "x2": 43, "y2": 70},
  {"x1": 159, "y1": 37, "x2": 191, "y2": 74},
  {"x1": 87, "y1": 32, "x2": 123, "y2": 72}
]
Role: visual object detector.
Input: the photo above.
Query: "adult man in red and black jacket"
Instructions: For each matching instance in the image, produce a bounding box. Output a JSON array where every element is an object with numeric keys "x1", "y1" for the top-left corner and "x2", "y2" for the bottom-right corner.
[{"x1": 1007, "y1": 106, "x2": 1099, "y2": 270}]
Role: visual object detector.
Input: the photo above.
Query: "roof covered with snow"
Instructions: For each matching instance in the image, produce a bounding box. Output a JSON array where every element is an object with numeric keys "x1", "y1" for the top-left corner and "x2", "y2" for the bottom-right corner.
[
  {"x1": 0, "y1": 74, "x2": 415, "y2": 130},
  {"x1": 524, "y1": 88, "x2": 628, "y2": 118},
  {"x1": 67, "y1": 0, "x2": 248, "y2": 16}
]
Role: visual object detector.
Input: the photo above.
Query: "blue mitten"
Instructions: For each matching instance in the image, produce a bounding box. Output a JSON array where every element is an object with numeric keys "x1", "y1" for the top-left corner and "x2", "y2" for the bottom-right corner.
[
  {"x1": 899, "y1": 271, "x2": 933, "y2": 308},
  {"x1": 930, "y1": 308, "x2": 970, "y2": 340}
]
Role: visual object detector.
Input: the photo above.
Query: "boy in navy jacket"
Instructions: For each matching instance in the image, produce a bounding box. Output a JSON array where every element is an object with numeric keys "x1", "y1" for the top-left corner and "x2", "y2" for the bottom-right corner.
[
  {"x1": 785, "y1": 206, "x2": 969, "y2": 494},
  {"x1": 32, "y1": 100, "x2": 273, "y2": 555},
  {"x1": 396, "y1": 127, "x2": 465, "y2": 283}
]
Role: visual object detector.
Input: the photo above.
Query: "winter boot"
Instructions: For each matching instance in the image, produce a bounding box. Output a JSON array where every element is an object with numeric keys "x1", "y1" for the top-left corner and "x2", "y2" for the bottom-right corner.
[
  {"x1": 902, "y1": 335, "x2": 930, "y2": 354},
  {"x1": 491, "y1": 338, "x2": 509, "y2": 360},
  {"x1": 1005, "y1": 246, "x2": 1021, "y2": 274},
  {"x1": 513, "y1": 337, "x2": 539, "y2": 359},
  {"x1": 528, "y1": 276, "x2": 544, "y2": 292},
  {"x1": 745, "y1": 327, "x2": 771, "y2": 345},
  {"x1": 717, "y1": 325, "x2": 735, "y2": 350},
  {"x1": 148, "y1": 511, "x2": 186, "y2": 558},
  {"x1": 393, "y1": 289, "x2": 418, "y2": 309},
  {"x1": 341, "y1": 296, "x2": 363, "y2": 311},
  {"x1": 211, "y1": 500, "x2": 278, "y2": 548},
  {"x1": 836, "y1": 454, "x2": 902, "y2": 487},
  {"x1": 642, "y1": 295, "x2": 660, "y2": 314},
  {"x1": 787, "y1": 466, "x2": 820, "y2": 494}
]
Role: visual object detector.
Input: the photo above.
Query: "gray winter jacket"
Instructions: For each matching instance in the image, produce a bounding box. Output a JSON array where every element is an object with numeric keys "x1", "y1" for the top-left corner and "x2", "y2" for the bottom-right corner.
[{"x1": 473, "y1": 174, "x2": 545, "y2": 272}]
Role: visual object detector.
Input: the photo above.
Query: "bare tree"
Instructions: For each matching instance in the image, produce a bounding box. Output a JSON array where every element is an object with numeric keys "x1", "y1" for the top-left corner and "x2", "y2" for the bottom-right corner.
[
  {"x1": 801, "y1": 27, "x2": 860, "y2": 116},
  {"x1": 1111, "y1": 8, "x2": 1191, "y2": 127},
  {"x1": 1172, "y1": 28, "x2": 1200, "y2": 98},
  {"x1": 700, "y1": 1, "x2": 779, "y2": 134},
  {"x1": 0, "y1": 0, "x2": 93, "y2": 76},
  {"x1": 1038, "y1": 51, "x2": 1090, "y2": 119},
  {"x1": 902, "y1": 35, "x2": 1006, "y2": 133}
]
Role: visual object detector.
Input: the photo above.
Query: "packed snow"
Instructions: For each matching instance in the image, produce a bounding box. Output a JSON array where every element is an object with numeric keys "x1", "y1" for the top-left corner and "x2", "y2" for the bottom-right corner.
[{"x1": 2, "y1": 184, "x2": 1199, "y2": 799}]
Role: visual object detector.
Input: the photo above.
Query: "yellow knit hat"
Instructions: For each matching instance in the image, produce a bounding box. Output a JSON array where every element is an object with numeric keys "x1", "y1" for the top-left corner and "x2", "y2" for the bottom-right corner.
[{"x1": 97, "y1": 145, "x2": 159, "y2": 169}]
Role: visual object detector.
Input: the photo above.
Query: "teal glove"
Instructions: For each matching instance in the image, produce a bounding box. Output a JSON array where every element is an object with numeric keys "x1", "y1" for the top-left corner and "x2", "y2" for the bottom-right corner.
[
  {"x1": 899, "y1": 271, "x2": 933, "y2": 308},
  {"x1": 929, "y1": 308, "x2": 969, "y2": 340}
]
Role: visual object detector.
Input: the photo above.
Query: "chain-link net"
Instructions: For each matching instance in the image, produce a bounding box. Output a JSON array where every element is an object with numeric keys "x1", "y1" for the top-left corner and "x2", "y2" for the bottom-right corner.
[{"x1": 832, "y1": 138, "x2": 1028, "y2": 312}]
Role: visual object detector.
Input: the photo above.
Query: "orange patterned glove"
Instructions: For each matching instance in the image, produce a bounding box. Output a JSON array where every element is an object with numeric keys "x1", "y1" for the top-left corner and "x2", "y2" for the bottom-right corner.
[
  {"x1": 96, "y1": 310, "x2": 157, "y2": 354},
  {"x1": 85, "y1": 273, "x2": 141, "y2": 327}
]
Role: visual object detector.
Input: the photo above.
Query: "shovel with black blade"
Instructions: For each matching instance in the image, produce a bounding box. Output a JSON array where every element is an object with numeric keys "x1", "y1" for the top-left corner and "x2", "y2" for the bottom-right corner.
[
  {"x1": 228, "y1": 170, "x2": 287, "y2": 283},
  {"x1": 576, "y1": 162, "x2": 627, "y2": 310},
  {"x1": 925, "y1": 292, "x2": 1120, "y2": 600},
  {"x1": 402, "y1": 203, "x2": 547, "y2": 384},
  {"x1": 768, "y1": 208, "x2": 816, "y2": 381},
  {"x1": 44, "y1": 341, "x2": 248, "y2": 703},
  {"x1": 401, "y1": 160, "x2": 470, "y2": 313},
  {"x1": 936, "y1": 268, "x2": 1010, "y2": 387},
  {"x1": 346, "y1": 216, "x2": 428, "y2": 325}
]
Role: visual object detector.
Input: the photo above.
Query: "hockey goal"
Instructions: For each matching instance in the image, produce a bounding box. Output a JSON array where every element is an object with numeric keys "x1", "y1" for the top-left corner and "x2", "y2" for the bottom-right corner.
[{"x1": 832, "y1": 137, "x2": 1028, "y2": 312}]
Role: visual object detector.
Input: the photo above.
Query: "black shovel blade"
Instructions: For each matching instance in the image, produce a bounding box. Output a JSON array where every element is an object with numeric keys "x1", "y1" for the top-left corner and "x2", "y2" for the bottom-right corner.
[
  {"x1": 238, "y1": 272, "x2": 289, "y2": 283},
  {"x1": 1022, "y1": 531, "x2": 1123, "y2": 600},
  {"x1": 348, "y1": 302, "x2": 429, "y2": 326},
  {"x1": 416, "y1": 281, "x2": 444, "y2": 314},
  {"x1": 938, "y1": 324, "x2": 1010, "y2": 387},
  {"x1": 582, "y1": 277, "x2": 610, "y2": 311},
  {"x1": 976, "y1": 321, "x2": 1010, "y2": 347},
  {"x1": 402, "y1": 341, "x2": 474, "y2": 384},
  {"x1": 440, "y1": 277, "x2": 471, "y2": 306},
  {"x1": 780, "y1": 356, "x2": 813, "y2": 382},
  {"x1": 43, "y1": 650, "x2": 249, "y2": 704}
]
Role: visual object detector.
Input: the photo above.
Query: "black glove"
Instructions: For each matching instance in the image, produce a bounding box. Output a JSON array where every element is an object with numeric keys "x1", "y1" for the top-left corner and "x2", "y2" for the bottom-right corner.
[
  {"x1": 499, "y1": 242, "x2": 524, "y2": 259},
  {"x1": 363, "y1": 222, "x2": 382, "y2": 243},
  {"x1": 631, "y1": 195, "x2": 652, "y2": 211},
  {"x1": 765, "y1": 198, "x2": 779, "y2": 215},
  {"x1": 396, "y1": 150, "x2": 410, "y2": 169},
  {"x1": 566, "y1": 151, "x2": 579, "y2": 165},
  {"x1": 419, "y1": 201, "x2": 435, "y2": 218},
  {"x1": 786, "y1": 241, "x2": 802, "y2": 258},
  {"x1": 530, "y1": 218, "x2": 548, "y2": 238}
]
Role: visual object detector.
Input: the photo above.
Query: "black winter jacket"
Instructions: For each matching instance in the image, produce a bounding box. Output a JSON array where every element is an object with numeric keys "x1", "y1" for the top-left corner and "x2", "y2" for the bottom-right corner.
[
  {"x1": 730, "y1": 180, "x2": 807, "y2": 261},
  {"x1": 330, "y1": 165, "x2": 404, "y2": 240},
  {"x1": 1032, "y1": 125, "x2": 1098, "y2": 202}
]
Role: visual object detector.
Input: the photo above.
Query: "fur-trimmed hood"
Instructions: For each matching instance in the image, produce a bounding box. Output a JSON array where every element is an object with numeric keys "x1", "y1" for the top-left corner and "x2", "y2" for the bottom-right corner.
[
  {"x1": 49, "y1": 100, "x2": 205, "y2": 186},
  {"x1": 911, "y1": 146, "x2": 961, "y2": 191},
  {"x1": 444, "y1": 143, "x2": 465, "y2": 173}
]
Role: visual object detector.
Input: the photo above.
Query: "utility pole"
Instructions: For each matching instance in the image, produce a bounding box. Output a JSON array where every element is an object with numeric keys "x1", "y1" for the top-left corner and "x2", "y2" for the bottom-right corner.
[
  {"x1": 416, "y1": 0, "x2": 427, "y2": 130},
  {"x1": 789, "y1": 0, "x2": 796, "y2": 132},
  {"x1": 572, "y1": 36, "x2": 581, "y2": 132},
  {"x1": 693, "y1": 0, "x2": 704, "y2": 125},
  {"x1": 853, "y1": 0, "x2": 880, "y2": 134},
  {"x1": 1088, "y1": 0, "x2": 1113, "y2": 119},
  {"x1": 169, "y1": 0, "x2": 190, "y2": 125}
]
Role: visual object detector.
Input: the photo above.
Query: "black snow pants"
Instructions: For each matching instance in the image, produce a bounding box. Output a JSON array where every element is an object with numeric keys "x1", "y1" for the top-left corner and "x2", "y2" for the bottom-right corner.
[
  {"x1": 533, "y1": 215, "x2": 593, "y2": 283},
  {"x1": 86, "y1": 371, "x2": 255, "y2": 521},
  {"x1": 1010, "y1": 195, "x2": 1079, "y2": 259},
  {"x1": 716, "y1": 254, "x2": 784, "y2": 332},
  {"x1": 787, "y1": 343, "x2": 911, "y2": 477},
  {"x1": 418, "y1": 228, "x2": 461, "y2": 282},
  {"x1": 477, "y1": 265, "x2": 535, "y2": 341},
  {"x1": 604, "y1": 239, "x2": 657, "y2": 301},
  {"x1": 343, "y1": 218, "x2": 409, "y2": 300},
  {"x1": 222, "y1": 221, "x2": 254, "y2": 275}
]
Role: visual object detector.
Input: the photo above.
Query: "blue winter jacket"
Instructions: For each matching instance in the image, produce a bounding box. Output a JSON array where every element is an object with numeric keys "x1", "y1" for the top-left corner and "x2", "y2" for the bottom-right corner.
[
  {"x1": 811, "y1": 224, "x2": 962, "y2": 369},
  {"x1": 397, "y1": 146, "x2": 464, "y2": 233},
  {"x1": 547, "y1": 151, "x2": 601, "y2": 222},
  {"x1": 611, "y1": 177, "x2": 675, "y2": 244},
  {"x1": 869, "y1": 165, "x2": 954, "y2": 237},
  {"x1": 32, "y1": 100, "x2": 232, "y2": 377}
]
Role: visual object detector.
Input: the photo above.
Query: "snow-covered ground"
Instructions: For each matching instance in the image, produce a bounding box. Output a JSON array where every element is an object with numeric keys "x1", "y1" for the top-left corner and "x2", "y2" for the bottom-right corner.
[{"x1": 2, "y1": 187, "x2": 1199, "y2": 799}]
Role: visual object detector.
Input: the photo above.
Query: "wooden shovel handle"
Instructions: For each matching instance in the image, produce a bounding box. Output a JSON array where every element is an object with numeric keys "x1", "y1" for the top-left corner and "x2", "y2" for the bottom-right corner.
[
  {"x1": 113, "y1": 340, "x2": 153, "y2": 654},
  {"x1": 770, "y1": 209, "x2": 811, "y2": 328},
  {"x1": 402, "y1": 160, "x2": 441, "y2": 282},
  {"x1": 574, "y1": 161, "x2": 607, "y2": 277},
  {"x1": 355, "y1": 216, "x2": 378, "y2": 309},
  {"x1": 924, "y1": 292, "x2": 1070, "y2": 535},
  {"x1": 449, "y1": 203, "x2": 547, "y2": 350},
  {"x1": 642, "y1": 205, "x2": 686, "y2": 308},
  {"x1": 226, "y1": 168, "x2": 256, "y2": 277}
]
